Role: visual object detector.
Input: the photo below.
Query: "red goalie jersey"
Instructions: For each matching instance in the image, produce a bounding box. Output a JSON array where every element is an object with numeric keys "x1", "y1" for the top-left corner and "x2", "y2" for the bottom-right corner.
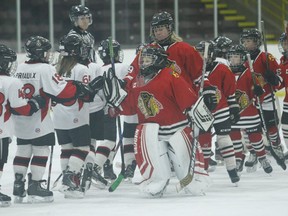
[{"x1": 119, "y1": 67, "x2": 198, "y2": 141}]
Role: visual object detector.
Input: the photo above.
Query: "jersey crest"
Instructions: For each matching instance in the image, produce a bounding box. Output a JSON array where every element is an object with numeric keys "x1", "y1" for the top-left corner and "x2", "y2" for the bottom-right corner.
[
  {"x1": 255, "y1": 73, "x2": 266, "y2": 87},
  {"x1": 235, "y1": 89, "x2": 249, "y2": 110},
  {"x1": 138, "y1": 91, "x2": 163, "y2": 119}
]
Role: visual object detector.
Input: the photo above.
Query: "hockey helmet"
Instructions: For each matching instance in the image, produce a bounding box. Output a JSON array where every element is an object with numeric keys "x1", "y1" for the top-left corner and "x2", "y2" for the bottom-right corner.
[
  {"x1": 0, "y1": 44, "x2": 17, "y2": 76},
  {"x1": 195, "y1": 40, "x2": 216, "y2": 64},
  {"x1": 24, "y1": 36, "x2": 52, "y2": 63},
  {"x1": 240, "y1": 28, "x2": 262, "y2": 50},
  {"x1": 97, "y1": 38, "x2": 123, "y2": 64},
  {"x1": 213, "y1": 36, "x2": 233, "y2": 58},
  {"x1": 227, "y1": 44, "x2": 247, "y2": 72},
  {"x1": 69, "y1": 5, "x2": 92, "y2": 26},
  {"x1": 278, "y1": 32, "x2": 288, "y2": 56}
]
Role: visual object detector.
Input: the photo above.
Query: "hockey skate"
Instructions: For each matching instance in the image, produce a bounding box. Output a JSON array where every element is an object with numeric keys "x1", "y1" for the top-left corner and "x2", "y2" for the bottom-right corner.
[
  {"x1": 245, "y1": 152, "x2": 258, "y2": 173},
  {"x1": 91, "y1": 164, "x2": 108, "y2": 189},
  {"x1": 259, "y1": 157, "x2": 273, "y2": 174},
  {"x1": 271, "y1": 145, "x2": 287, "y2": 170},
  {"x1": 13, "y1": 173, "x2": 26, "y2": 203},
  {"x1": 0, "y1": 191, "x2": 11, "y2": 207},
  {"x1": 27, "y1": 173, "x2": 53, "y2": 203},
  {"x1": 61, "y1": 171, "x2": 84, "y2": 199},
  {"x1": 207, "y1": 158, "x2": 217, "y2": 172},
  {"x1": 103, "y1": 160, "x2": 117, "y2": 180},
  {"x1": 124, "y1": 160, "x2": 137, "y2": 180},
  {"x1": 236, "y1": 155, "x2": 246, "y2": 173},
  {"x1": 81, "y1": 162, "x2": 93, "y2": 192},
  {"x1": 227, "y1": 169, "x2": 240, "y2": 184}
]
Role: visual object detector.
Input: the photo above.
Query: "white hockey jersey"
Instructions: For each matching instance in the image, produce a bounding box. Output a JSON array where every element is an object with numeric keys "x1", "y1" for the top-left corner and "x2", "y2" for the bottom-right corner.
[
  {"x1": 52, "y1": 63, "x2": 90, "y2": 130},
  {"x1": 0, "y1": 75, "x2": 29, "y2": 138},
  {"x1": 13, "y1": 62, "x2": 78, "y2": 139},
  {"x1": 88, "y1": 62, "x2": 106, "y2": 113}
]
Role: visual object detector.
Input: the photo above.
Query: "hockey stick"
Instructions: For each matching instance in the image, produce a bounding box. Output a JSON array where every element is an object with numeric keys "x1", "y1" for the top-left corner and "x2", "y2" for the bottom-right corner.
[
  {"x1": 176, "y1": 42, "x2": 209, "y2": 192},
  {"x1": 47, "y1": 145, "x2": 54, "y2": 190},
  {"x1": 51, "y1": 172, "x2": 62, "y2": 190},
  {"x1": 107, "y1": 36, "x2": 126, "y2": 192},
  {"x1": 247, "y1": 53, "x2": 286, "y2": 170},
  {"x1": 261, "y1": 21, "x2": 281, "y2": 130}
]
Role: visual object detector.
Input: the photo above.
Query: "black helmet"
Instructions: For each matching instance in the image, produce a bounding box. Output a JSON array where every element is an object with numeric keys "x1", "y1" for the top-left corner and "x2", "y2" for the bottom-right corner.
[
  {"x1": 227, "y1": 44, "x2": 247, "y2": 72},
  {"x1": 59, "y1": 34, "x2": 90, "y2": 60},
  {"x1": 213, "y1": 36, "x2": 233, "y2": 58},
  {"x1": 69, "y1": 5, "x2": 92, "y2": 26},
  {"x1": 139, "y1": 46, "x2": 168, "y2": 76},
  {"x1": 278, "y1": 32, "x2": 288, "y2": 56},
  {"x1": 240, "y1": 28, "x2": 262, "y2": 50},
  {"x1": 24, "y1": 36, "x2": 52, "y2": 63},
  {"x1": 97, "y1": 38, "x2": 123, "y2": 64},
  {"x1": 0, "y1": 44, "x2": 17, "y2": 76},
  {"x1": 151, "y1": 11, "x2": 174, "y2": 30},
  {"x1": 195, "y1": 40, "x2": 216, "y2": 64}
]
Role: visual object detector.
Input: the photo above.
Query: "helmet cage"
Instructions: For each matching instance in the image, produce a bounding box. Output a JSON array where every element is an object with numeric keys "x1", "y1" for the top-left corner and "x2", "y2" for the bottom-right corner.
[
  {"x1": 227, "y1": 45, "x2": 247, "y2": 72},
  {"x1": 278, "y1": 32, "x2": 288, "y2": 56},
  {"x1": 0, "y1": 44, "x2": 17, "y2": 76}
]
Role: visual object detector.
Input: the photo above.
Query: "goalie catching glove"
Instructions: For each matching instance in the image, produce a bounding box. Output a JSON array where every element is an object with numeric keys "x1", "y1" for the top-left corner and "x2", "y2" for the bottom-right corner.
[{"x1": 103, "y1": 67, "x2": 127, "y2": 107}]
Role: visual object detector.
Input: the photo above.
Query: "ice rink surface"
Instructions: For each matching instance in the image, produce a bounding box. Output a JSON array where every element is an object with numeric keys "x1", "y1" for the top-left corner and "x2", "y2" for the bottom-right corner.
[{"x1": 1, "y1": 46, "x2": 288, "y2": 215}]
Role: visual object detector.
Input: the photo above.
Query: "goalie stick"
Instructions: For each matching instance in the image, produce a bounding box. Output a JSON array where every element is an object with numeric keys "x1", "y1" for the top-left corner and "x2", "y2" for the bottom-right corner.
[
  {"x1": 176, "y1": 42, "x2": 210, "y2": 192},
  {"x1": 247, "y1": 53, "x2": 286, "y2": 170},
  {"x1": 107, "y1": 36, "x2": 126, "y2": 192}
]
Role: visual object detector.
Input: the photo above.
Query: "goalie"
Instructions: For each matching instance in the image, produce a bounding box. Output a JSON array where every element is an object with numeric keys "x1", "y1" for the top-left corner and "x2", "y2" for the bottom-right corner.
[{"x1": 103, "y1": 46, "x2": 214, "y2": 197}]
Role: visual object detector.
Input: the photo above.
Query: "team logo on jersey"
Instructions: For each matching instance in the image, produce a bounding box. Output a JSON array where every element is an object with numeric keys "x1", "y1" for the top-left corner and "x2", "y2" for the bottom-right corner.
[
  {"x1": 235, "y1": 90, "x2": 249, "y2": 110},
  {"x1": 215, "y1": 87, "x2": 221, "y2": 103},
  {"x1": 168, "y1": 60, "x2": 181, "y2": 74},
  {"x1": 171, "y1": 71, "x2": 180, "y2": 78},
  {"x1": 138, "y1": 91, "x2": 163, "y2": 118},
  {"x1": 255, "y1": 73, "x2": 266, "y2": 87},
  {"x1": 268, "y1": 53, "x2": 276, "y2": 61}
]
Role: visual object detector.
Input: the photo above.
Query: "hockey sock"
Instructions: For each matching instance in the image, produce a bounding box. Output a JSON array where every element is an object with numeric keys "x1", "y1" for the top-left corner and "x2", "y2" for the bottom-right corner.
[
  {"x1": 198, "y1": 131, "x2": 212, "y2": 170},
  {"x1": 13, "y1": 144, "x2": 32, "y2": 178},
  {"x1": 60, "y1": 143, "x2": 73, "y2": 171},
  {"x1": 95, "y1": 140, "x2": 115, "y2": 167},
  {"x1": 30, "y1": 146, "x2": 50, "y2": 181},
  {"x1": 230, "y1": 130, "x2": 244, "y2": 160},
  {"x1": 217, "y1": 135, "x2": 236, "y2": 170},
  {"x1": 68, "y1": 146, "x2": 89, "y2": 173},
  {"x1": 248, "y1": 132, "x2": 266, "y2": 159},
  {"x1": 282, "y1": 123, "x2": 288, "y2": 149}
]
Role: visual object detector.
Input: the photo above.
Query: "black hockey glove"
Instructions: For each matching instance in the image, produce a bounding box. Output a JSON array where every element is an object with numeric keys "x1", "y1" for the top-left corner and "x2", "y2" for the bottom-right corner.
[
  {"x1": 264, "y1": 70, "x2": 279, "y2": 86},
  {"x1": 230, "y1": 106, "x2": 241, "y2": 124},
  {"x1": 202, "y1": 86, "x2": 218, "y2": 111},
  {"x1": 28, "y1": 95, "x2": 46, "y2": 115},
  {"x1": 253, "y1": 84, "x2": 264, "y2": 97},
  {"x1": 88, "y1": 76, "x2": 104, "y2": 93}
]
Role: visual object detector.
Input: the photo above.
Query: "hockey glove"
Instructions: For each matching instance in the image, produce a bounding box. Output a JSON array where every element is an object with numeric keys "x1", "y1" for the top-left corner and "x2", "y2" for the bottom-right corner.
[
  {"x1": 202, "y1": 86, "x2": 218, "y2": 111},
  {"x1": 253, "y1": 84, "x2": 264, "y2": 97},
  {"x1": 264, "y1": 70, "x2": 279, "y2": 86},
  {"x1": 229, "y1": 106, "x2": 241, "y2": 124},
  {"x1": 103, "y1": 68, "x2": 127, "y2": 107},
  {"x1": 28, "y1": 95, "x2": 46, "y2": 115}
]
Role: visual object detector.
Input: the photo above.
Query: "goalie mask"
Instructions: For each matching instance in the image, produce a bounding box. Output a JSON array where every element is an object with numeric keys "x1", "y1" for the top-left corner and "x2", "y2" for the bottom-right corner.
[
  {"x1": 97, "y1": 39, "x2": 123, "y2": 64},
  {"x1": 227, "y1": 45, "x2": 247, "y2": 73},
  {"x1": 278, "y1": 32, "x2": 288, "y2": 57},
  {"x1": 24, "y1": 36, "x2": 53, "y2": 63},
  {"x1": 59, "y1": 34, "x2": 90, "y2": 60},
  {"x1": 0, "y1": 44, "x2": 17, "y2": 76},
  {"x1": 139, "y1": 46, "x2": 168, "y2": 77},
  {"x1": 69, "y1": 5, "x2": 92, "y2": 27}
]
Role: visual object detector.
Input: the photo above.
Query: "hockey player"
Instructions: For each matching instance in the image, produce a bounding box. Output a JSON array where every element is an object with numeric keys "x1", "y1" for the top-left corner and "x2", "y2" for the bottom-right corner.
[
  {"x1": 278, "y1": 32, "x2": 288, "y2": 159},
  {"x1": 240, "y1": 28, "x2": 285, "y2": 167},
  {"x1": 103, "y1": 46, "x2": 212, "y2": 197},
  {"x1": 227, "y1": 44, "x2": 273, "y2": 173},
  {"x1": 195, "y1": 41, "x2": 240, "y2": 183},
  {"x1": 68, "y1": 5, "x2": 96, "y2": 62},
  {"x1": 122, "y1": 11, "x2": 218, "y2": 179},
  {"x1": 53, "y1": 33, "x2": 103, "y2": 198},
  {"x1": 80, "y1": 38, "x2": 129, "y2": 191},
  {"x1": 12, "y1": 35, "x2": 102, "y2": 203},
  {"x1": 0, "y1": 44, "x2": 47, "y2": 207}
]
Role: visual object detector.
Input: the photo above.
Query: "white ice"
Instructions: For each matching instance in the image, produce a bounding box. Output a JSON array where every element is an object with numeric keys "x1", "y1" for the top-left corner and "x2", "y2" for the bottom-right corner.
[{"x1": 1, "y1": 46, "x2": 288, "y2": 216}]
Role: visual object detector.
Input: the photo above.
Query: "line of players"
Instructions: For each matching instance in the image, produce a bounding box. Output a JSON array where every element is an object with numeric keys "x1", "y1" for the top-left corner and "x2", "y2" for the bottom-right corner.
[{"x1": 1, "y1": 5, "x2": 288, "y2": 206}]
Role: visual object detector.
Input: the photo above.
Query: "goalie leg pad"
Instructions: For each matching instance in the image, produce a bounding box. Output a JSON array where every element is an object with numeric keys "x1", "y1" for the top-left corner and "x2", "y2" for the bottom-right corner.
[
  {"x1": 168, "y1": 127, "x2": 211, "y2": 195},
  {"x1": 134, "y1": 123, "x2": 171, "y2": 196}
]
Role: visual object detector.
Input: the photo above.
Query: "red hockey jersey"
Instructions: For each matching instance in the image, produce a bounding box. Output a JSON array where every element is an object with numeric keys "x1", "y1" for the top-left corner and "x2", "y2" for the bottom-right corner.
[{"x1": 120, "y1": 67, "x2": 198, "y2": 140}]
